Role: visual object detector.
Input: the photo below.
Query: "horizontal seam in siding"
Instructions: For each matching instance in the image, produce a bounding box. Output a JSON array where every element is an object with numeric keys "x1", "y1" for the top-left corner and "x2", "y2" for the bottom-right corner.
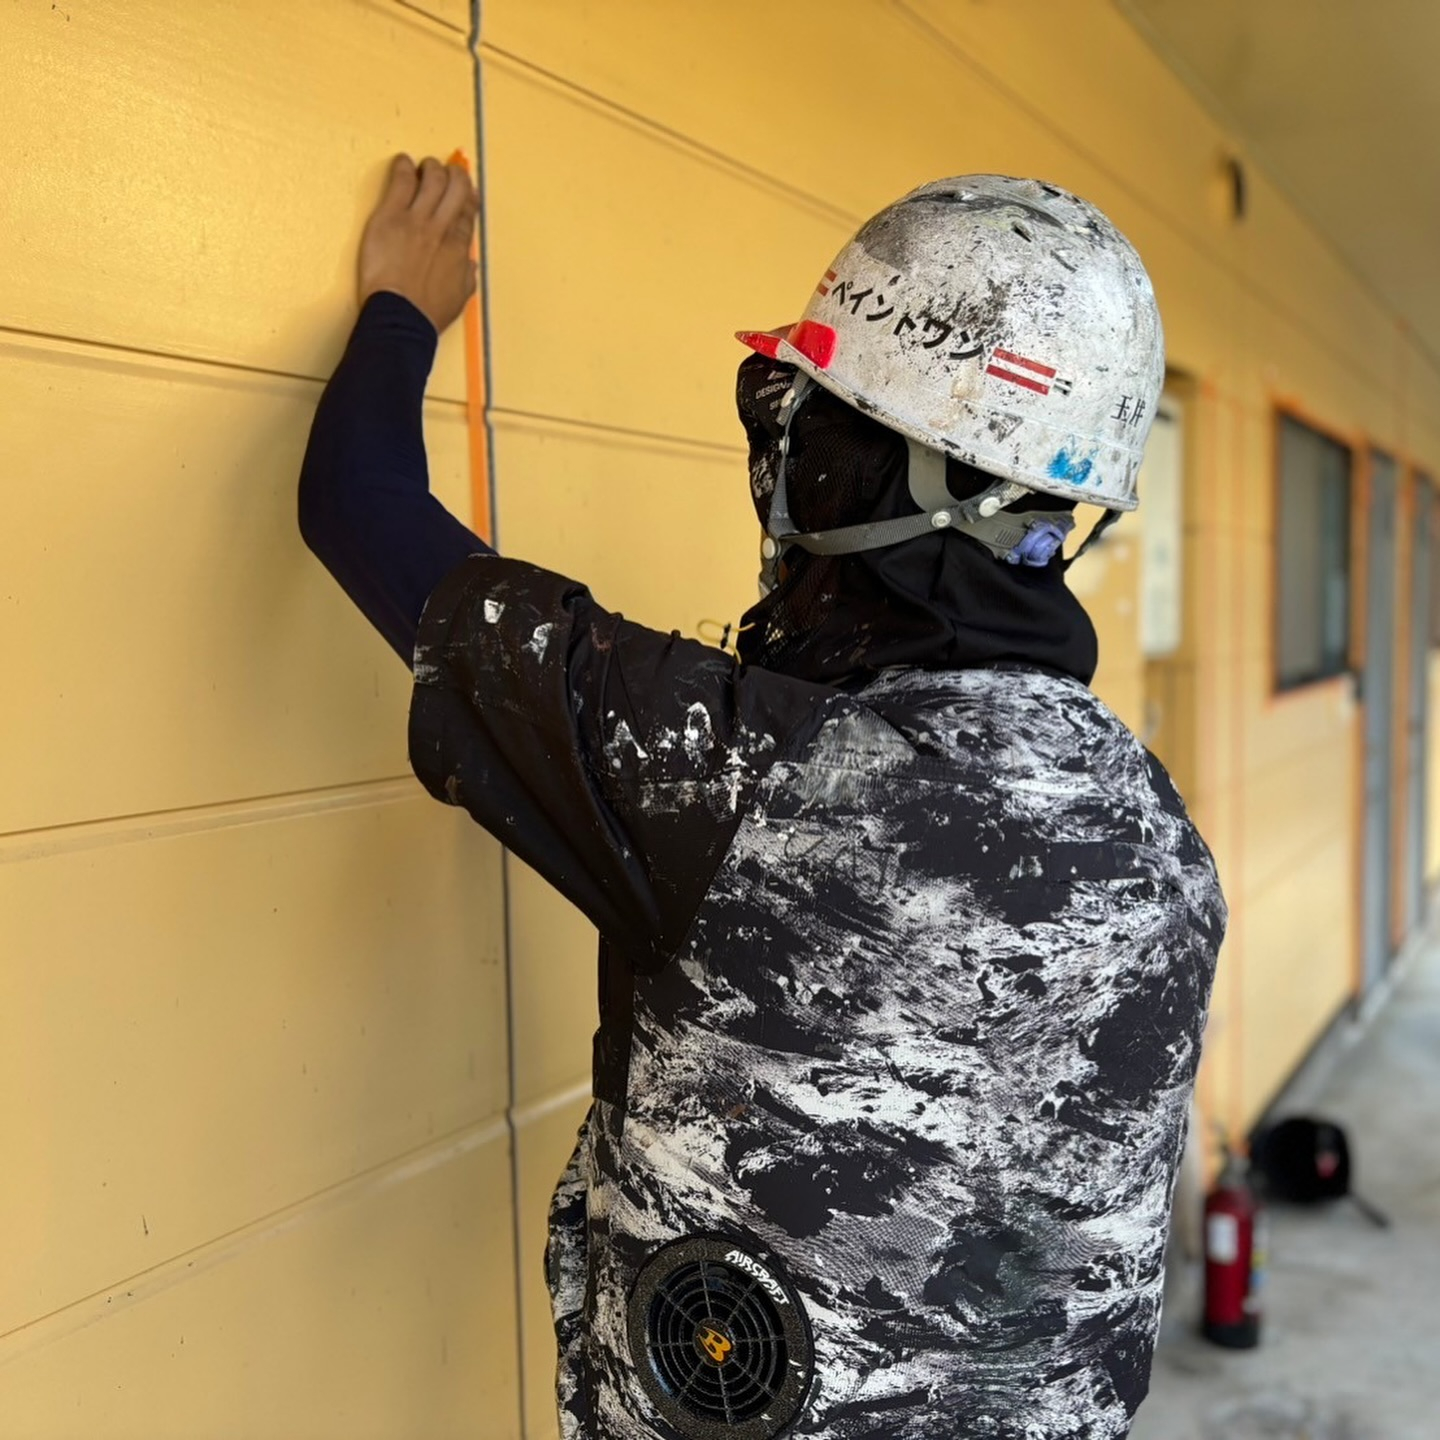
[
  {"x1": 0, "y1": 321, "x2": 470, "y2": 406},
  {"x1": 479, "y1": 42, "x2": 858, "y2": 231},
  {"x1": 0, "y1": 1111, "x2": 510, "y2": 1368},
  {"x1": 390, "y1": 0, "x2": 469, "y2": 37},
  {"x1": 489, "y1": 404, "x2": 744, "y2": 460},
  {"x1": 0, "y1": 777, "x2": 420, "y2": 862}
]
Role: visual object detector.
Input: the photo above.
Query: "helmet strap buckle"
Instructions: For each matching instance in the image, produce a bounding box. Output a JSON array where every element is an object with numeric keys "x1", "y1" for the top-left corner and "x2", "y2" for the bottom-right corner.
[{"x1": 908, "y1": 441, "x2": 1072, "y2": 564}]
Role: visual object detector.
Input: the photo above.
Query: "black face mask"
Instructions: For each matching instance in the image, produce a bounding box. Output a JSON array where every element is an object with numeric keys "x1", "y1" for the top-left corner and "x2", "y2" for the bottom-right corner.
[{"x1": 733, "y1": 351, "x2": 1100, "y2": 688}]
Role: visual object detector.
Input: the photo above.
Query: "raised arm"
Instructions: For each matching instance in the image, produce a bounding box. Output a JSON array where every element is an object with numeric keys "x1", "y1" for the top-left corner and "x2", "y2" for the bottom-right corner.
[
  {"x1": 298, "y1": 154, "x2": 830, "y2": 957},
  {"x1": 298, "y1": 154, "x2": 487, "y2": 664}
]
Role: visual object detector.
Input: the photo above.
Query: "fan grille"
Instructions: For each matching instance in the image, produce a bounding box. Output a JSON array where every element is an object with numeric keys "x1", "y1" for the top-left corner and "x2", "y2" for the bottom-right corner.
[
  {"x1": 647, "y1": 1259, "x2": 789, "y2": 1423},
  {"x1": 628, "y1": 1238, "x2": 812, "y2": 1440}
]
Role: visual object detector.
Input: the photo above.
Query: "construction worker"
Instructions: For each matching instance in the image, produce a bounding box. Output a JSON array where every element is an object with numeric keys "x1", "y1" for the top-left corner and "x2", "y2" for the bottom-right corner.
[{"x1": 300, "y1": 154, "x2": 1225, "y2": 1440}]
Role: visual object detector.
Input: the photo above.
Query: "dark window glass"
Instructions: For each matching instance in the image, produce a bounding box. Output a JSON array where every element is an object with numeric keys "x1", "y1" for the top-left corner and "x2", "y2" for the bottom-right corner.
[{"x1": 1276, "y1": 415, "x2": 1352, "y2": 689}]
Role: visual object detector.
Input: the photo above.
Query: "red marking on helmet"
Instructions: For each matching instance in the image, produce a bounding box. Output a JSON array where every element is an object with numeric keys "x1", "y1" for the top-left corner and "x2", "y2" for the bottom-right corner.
[
  {"x1": 992, "y1": 348, "x2": 1057, "y2": 378},
  {"x1": 817, "y1": 268, "x2": 838, "y2": 296},
  {"x1": 787, "y1": 320, "x2": 838, "y2": 369},
  {"x1": 986, "y1": 362, "x2": 1049, "y2": 395},
  {"x1": 734, "y1": 329, "x2": 784, "y2": 358}
]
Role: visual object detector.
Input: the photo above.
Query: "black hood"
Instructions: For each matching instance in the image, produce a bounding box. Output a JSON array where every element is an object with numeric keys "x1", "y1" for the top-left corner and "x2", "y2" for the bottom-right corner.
[{"x1": 733, "y1": 352, "x2": 1099, "y2": 688}]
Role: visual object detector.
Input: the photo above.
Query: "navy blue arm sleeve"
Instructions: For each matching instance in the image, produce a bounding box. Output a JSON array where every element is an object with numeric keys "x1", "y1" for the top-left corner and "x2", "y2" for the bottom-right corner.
[{"x1": 298, "y1": 290, "x2": 490, "y2": 664}]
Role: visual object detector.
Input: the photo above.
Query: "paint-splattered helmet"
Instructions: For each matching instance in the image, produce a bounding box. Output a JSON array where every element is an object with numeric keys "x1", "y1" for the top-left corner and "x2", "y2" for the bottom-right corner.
[{"x1": 738, "y1": 176, "x2": 1164, "y2": 515}]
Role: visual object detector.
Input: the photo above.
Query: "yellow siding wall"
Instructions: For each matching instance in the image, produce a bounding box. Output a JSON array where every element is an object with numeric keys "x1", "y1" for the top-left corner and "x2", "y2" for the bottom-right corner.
[
  {"x1": 6, "y1": 4, "x2": 1440, "y2": 1437},
  {"x1": 1, "y1": 2, "x2": 518, "y2": 1436}
]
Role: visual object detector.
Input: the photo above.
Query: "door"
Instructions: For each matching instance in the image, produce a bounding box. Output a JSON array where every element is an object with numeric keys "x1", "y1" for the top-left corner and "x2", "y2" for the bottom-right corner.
[
  {"x1": 1404, "y1": 480, "x2": 1433, "y2": 935},
  {"x1": 1362, "y1": 451, "x2": 1400, "y2": 991}
]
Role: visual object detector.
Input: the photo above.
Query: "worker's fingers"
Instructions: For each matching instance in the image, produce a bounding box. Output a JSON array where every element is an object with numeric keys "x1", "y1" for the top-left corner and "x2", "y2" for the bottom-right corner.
[
  {"x1": 446, "y1": 208, "x2": 478, "y2": 251},
  {"x1": 379, "y1": 153, "x2": 419, "y2": 212},
  {"x1": 434, "y1": 161, "x2": 478, "y2": 234},
  {"x1": 413, "y1": 155, "x2": 450, "y2": 214}
]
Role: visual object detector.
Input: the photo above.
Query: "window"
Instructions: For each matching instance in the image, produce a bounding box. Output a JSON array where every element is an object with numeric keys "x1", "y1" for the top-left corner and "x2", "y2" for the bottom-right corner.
[{"x1": 1275, "y1": 414, "x2": 1352, "y2": 689}]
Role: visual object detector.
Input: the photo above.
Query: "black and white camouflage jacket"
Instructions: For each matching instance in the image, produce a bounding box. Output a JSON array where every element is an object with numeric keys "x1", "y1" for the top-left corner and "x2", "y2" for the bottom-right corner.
[{"x1": 410, "y1": 553, "x2": 1226, "y2": 1440}]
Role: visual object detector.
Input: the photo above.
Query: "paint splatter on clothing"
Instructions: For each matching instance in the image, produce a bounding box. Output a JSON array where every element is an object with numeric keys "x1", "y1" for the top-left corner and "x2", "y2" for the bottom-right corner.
[{"x1": 411, "y1": 556, "x2": 1225, "y2": 1439}]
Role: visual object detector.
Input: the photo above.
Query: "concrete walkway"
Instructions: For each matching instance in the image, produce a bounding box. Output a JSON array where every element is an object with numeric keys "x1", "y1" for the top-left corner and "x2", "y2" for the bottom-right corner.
[{"x1": 1131, "y1": 932, "x2": 1440, "y2": 1440}]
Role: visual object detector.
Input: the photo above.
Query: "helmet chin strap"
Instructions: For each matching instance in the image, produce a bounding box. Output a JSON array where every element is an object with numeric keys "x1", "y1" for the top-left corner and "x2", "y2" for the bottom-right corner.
[
  {"x1": 1062, "y1": 507, "x2": 1122, "y2": 568},
  {"x1": 759, "y1": 376, "x2": 1077, "y2": 594}
]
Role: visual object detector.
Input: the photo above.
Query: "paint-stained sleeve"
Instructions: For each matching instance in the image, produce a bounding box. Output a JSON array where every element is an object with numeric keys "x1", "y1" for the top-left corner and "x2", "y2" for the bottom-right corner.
[{"x1": 407, "y1": 553, "x2": 832, "y2": 967}]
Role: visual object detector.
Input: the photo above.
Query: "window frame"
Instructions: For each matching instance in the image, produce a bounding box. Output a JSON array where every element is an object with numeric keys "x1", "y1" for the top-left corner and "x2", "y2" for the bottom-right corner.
[{"x1": 1270, "y1": 405, "x2": 1358, "y2": 696}]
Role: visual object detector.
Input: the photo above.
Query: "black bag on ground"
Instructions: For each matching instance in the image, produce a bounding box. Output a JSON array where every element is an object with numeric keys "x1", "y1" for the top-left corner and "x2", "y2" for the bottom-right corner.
[{"x1": 1250, "y1": 1116, "x2": 1390, "y2": 1227}]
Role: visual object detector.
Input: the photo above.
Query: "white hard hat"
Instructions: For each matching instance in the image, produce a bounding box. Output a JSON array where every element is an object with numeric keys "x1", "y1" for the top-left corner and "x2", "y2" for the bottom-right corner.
[{"x1": 739, "y1": 176, "x2": 1164, "y2": 516}]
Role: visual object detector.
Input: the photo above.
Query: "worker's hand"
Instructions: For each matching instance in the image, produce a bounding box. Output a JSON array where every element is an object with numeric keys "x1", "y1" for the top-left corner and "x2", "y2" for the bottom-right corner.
[{"x1": 357, "y1": 153, "x2": 478, "y2": 335}]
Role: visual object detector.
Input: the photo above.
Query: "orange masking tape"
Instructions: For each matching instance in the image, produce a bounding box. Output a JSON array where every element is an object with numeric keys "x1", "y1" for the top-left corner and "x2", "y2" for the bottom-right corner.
[{"x1": 448, "y1": 147, "x2": 492, "y2": 544}]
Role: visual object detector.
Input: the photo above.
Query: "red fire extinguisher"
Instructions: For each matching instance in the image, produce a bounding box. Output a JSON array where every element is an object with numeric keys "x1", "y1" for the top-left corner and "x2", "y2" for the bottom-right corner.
[{"x1": 1202, "y1": 1140, "x2": 1266, "y2": 1348}]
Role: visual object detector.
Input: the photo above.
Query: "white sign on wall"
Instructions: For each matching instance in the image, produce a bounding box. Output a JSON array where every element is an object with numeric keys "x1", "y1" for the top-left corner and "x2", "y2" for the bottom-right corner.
[{"x1": 1139, "y1": 402, "x2": 1184, "y2": 658}]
